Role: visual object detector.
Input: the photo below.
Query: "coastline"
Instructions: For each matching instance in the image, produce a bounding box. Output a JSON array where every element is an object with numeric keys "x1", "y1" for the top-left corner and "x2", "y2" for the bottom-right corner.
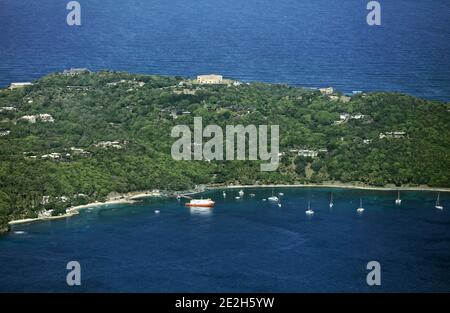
[
  {"x1": 8, "y1": 198, "x2": 137, "y2": 226},
  {"x1": 6, "y1": 188, "x2": 199, "y2": 228},
  {"x1": 216, "y1": 183, "x2": 450, "y2": 193},
  {"x1": 7, "y1": 182, "x2": 449, "y2": 227}
]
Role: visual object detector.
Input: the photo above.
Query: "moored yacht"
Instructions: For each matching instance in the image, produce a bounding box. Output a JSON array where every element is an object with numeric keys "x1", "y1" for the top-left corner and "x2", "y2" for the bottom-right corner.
[
  {"x1": 357, "y1": 198, "x2": 365, "y2": 213},
  {"x1": 435, "y1": 192, "x2": 443, "y2": 210},
  {"x1": 185, "y1": 199, "x2": 215, "y2": 207},
  {"x1": 305, "y1": 200, "x2": 314, "y2": 215},
  {"x1": 395, "y1": 190, "x2": 402, "y2": 205},
  {"x1": 268, "y1": 189, "x2": 279, "y2": 202}
]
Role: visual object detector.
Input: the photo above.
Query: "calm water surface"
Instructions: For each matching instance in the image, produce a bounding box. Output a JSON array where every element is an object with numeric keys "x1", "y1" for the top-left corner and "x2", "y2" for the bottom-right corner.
[{"x1": 0, "y1": 188, "x2": 449, "y2": 292}]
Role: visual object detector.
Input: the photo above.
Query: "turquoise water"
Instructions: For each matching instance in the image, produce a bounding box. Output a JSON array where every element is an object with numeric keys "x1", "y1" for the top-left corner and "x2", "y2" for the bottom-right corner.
[
  {"x1": 1, "y1": 188, "x2": 449, "y2": 292},
  {"x1": 0, "y1": 0, "x2": 449, "y2": 100}
]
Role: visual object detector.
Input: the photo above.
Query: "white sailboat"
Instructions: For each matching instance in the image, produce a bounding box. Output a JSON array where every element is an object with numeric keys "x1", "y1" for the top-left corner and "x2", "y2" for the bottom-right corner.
[
  {"x1": 268, "y1": 189, "x2": 279, "y2": 202},
  {"x1": 435, "y1": 192, "x2": 443, "y2": 210},
  {"x1": 305, "y1": 200, "x2": 314, "y2": 215},
  {"x1": 238, "y1": 189, "x2": 244, "y2": 197},
  {"x1": 395, "y1": 190, "x2": 401, "y2": 205},
  {"x1": 329, "y1": 192, "x2": 334, "y2": 208},
  {"x1": 357, "y1": 198, "x2": 365, "y2": 213}
]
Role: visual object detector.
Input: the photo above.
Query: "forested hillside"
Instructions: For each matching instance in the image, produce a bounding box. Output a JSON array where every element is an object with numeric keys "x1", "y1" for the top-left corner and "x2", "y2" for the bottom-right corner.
[{"x1": 0, "y1": 71, "x2": 449, "y2": 230}]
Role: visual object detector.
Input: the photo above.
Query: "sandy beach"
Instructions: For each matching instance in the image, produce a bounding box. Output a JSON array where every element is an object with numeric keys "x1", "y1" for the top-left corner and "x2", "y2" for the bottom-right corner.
[
  {"x1": 216, "y1": 183, "x2": 450, "y2": 193},
  {"x1": 8, "y1": 198, "x2": 137, "y2": 226}
]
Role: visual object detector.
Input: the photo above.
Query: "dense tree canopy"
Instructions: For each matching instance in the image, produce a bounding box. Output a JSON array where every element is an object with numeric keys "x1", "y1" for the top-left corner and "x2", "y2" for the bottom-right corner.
[{"x1": 0, "y1": 71, "x2": 449, "y2": 229}]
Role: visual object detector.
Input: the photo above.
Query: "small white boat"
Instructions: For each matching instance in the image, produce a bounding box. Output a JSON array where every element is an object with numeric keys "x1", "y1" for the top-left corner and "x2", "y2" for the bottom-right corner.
[
  {"x1": 395, "y1": 190, "x2": 401, "y2": 205},
  {"x1": 305, "y1": 201, "x2": 314, "y2": 215},
  {"x1": 329, "y1": 193, "x2": 334, "y2": 208},
  {"x1": 278, "y1": 203, "x2": 282, "y2": 208},
  {"x1": 238, "y1": 190, "x2": 244, "y2": 197},
  {"x1": 154, "y1": 210, "x2": 160, "y2": 214},
  {"x1": 223, "y1": 191, "x2": 226, "y2": 198},
  {"x1": 235, "y1": 196, "x2": 241, "y2": 200},
  {"x1": 435, "y1": 192, "x2": 443, "y2": 210},
  {"x1": 278, "y1": 192, "x2": 284, "y2": 196},
  {"x1": 262, "y1": 198, "x2": 267, "y2": 201},
  {"x1": 250, "y1": 193, "x2": 256, "y2": 197},
  {"x1": 357, "y1": 198, "x2": 365, "y2": 213},
  {"x1": 268, "y1": 189, "x2": 279, "y2": 202}
]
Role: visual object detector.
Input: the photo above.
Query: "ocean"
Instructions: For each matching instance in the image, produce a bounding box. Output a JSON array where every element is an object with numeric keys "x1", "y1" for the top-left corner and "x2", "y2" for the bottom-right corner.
[
  {"x1": 0, "y1": 0, "x2": 449, "y2": 101},
  {"x1": 0, "y1": 188, "x2": 449, "y2": 292}
]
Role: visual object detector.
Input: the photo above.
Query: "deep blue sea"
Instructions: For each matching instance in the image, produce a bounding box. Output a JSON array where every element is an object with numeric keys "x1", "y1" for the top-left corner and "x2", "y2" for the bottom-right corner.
[
  {"x1": 0, "y1": 0, "x2": 449, "y2": 100},
  {"x1": 0, "y1": 188, "x2": 449, "y2": 292}
]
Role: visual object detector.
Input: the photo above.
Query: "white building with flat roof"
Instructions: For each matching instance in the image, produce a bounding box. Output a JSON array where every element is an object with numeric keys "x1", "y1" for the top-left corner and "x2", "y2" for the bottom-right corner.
[
  {"x1": 9, "y1": 82, "x2": 33, "y2": 90},
  {"x1": 63, "y1": 68, "x2": 91, "y2": 76},
  {"x1": 319, "y1": 87, "x2": 334, "y2": 95},
  {"x1": 197, "y1": 74, "x2": 223, "y2": 84}
]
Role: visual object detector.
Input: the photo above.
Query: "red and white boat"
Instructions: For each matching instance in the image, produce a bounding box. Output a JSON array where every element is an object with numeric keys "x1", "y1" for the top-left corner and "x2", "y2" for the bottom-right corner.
[{"x1": 185, "y1": 199, "x2": 215, "y2": 207}]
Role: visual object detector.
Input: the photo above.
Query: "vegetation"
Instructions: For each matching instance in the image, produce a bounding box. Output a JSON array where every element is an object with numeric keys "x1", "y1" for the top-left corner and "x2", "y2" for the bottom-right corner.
[{"x1": 0, "y1": 71, "x2": 449, "y2": 230}]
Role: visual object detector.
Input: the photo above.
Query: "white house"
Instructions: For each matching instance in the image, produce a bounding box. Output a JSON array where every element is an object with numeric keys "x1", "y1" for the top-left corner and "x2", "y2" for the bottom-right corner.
[
  {"x1": 340, "y1": 113, "x2": 350, "y2": 121},
  {"x1": 19, "y1": 114, "x2": 54, "y2": 123},
  {"x1": 197, "y1": 74, "x2": 223, "y2": 84},
  {"x1": 0, "y1": 106, "x2": 17, "y2": 112},
  {"x1": 319, "y1": 87, "x2": 334, "y2": 95},
  {"x1": 9, "y1": 82, "x2": 33, "y2": 90},
  {"x1": 63, "y1": 68, "x2": 91, "y2": 76},
  {"x1": 350, "y1": 113, "x2": 365, "y2": 120},
  {"x1": 39, "y1": 114, "x2": 55, "y2": 123},
  {"x1": 379, "y1": 132, "x2": 406, "y2": 139},
  {"x1": 298, "y1": 149, "x2": 319, "y2": 158},
  {"x1": 41, "y1": 153, "x2": 62, "y2": 160}
]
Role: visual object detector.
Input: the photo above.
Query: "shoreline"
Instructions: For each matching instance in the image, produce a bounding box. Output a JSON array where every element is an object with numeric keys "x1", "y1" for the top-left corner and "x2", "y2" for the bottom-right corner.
[
  {"x1": 8, "y1": 198, "x2": 137, "y2": 226},
  {"x1": 7, "y1": 183, "x2": 449, "y2": 227},
  {"x1": 214, "y1": 183, "x2": 450, "y2": 193}
]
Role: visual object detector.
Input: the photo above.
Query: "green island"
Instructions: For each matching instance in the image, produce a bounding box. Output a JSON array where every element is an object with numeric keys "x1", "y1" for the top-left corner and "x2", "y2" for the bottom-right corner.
[{"x1": 0, "y1": 71, "x2": 449, "y2": 232}]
